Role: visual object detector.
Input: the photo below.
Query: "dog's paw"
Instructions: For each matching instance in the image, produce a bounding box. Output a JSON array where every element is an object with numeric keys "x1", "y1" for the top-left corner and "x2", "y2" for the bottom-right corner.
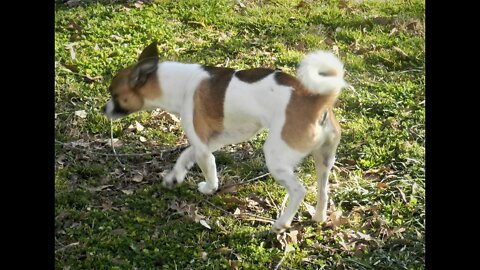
[
  {"x1": 162, "y1": 171, "x2": 179, "y2": 189},
  {"x1": 312, "y1": 212, "x2": 327, "y2": 223},
  {"x1": 198, "y1": 182, "x2": 217, "y2": 195}
]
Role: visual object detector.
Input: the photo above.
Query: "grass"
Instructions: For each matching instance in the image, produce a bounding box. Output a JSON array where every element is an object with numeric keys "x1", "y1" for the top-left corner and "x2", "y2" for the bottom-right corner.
[{"x1": 55, "y1": 0, "x2": 425, "y2": 269}]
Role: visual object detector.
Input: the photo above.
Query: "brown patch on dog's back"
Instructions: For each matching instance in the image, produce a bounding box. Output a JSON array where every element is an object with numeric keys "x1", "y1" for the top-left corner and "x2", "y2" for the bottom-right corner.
[
  {"x1": 235, "y1": 68, "x2": 275, "y2": 83},
  {"x1": 193, "y1": 66, "x2": 235, "y2": 143},
  {"x1": 276, "y1": 72, "x2": 339, "y2": 152}
]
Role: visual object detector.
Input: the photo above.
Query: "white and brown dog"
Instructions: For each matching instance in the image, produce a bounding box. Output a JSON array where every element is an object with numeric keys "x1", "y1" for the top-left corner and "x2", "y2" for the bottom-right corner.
[{"x1": 102, "y1": 41, "x2": 346, "y2": 233}]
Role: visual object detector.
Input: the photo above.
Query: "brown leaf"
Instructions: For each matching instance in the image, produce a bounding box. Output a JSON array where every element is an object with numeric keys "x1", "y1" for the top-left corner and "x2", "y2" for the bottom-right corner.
[
  {"x1": 406, "y1": 20, "x2": 420, "y2": 31},
  {"x1": 338, "y1": 0, "x2": 348, "y2": 9},
  {"x1": 372, "y1": 16, "x2": 392, "y2": 25},
  {"x1": 323, "y1": 37, "x2": 335, "y2": 46},
  {"x1": 132, "y1": 173, "x2": 143, "y2": 183},
  {"x1": 328, "y1": 210, "x2": 348, "y2": 227},
  {"x1": 218, "y1": 185, "x2": 241, "y2": 194},
  {"x1": 376, "y1": 182, "x2": 388, "y2": 189},
  {"x1": 223, "y1": 197, "x2": 244, "y2": 205},
  {"x1": 295, "y1": 41, "x2": 306, "y2": 51},
  {"x1": 68, "y1": 19, "x2": 83, "y2": 32}
]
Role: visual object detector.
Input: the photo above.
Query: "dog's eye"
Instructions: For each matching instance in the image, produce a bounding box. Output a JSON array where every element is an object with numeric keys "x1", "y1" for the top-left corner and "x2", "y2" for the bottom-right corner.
[{"x1": 112, "y1": 94, "x2": 118, "y2": 99}]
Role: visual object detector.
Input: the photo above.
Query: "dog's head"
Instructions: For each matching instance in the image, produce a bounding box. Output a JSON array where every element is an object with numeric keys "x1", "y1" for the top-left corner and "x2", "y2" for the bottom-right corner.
[{"x1": 102, "y1": 41, "x2": 161, "y2": 119}]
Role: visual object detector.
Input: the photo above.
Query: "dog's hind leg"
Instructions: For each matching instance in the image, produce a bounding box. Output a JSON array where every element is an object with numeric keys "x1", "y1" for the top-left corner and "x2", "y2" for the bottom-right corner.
[
  {"x1": 264, "y1": 136, "x2": 307, "y2": 233},
  {"x1": 311, "y1": 131, "x2": 340, "y2": 223},
  {"x1": 163, "y1": 146, "x2": 196, "y2": 189}
]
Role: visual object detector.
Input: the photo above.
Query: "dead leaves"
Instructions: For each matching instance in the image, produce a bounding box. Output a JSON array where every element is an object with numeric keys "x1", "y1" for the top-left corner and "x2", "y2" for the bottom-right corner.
[{"x1": 168, "y1": 200, "x2": 212, "y2": 230}]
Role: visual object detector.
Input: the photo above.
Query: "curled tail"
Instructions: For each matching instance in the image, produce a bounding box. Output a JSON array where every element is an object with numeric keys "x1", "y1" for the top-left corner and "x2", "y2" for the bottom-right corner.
[{"x1": 297, "y1": 50, "x2": 346, "y2": 95}]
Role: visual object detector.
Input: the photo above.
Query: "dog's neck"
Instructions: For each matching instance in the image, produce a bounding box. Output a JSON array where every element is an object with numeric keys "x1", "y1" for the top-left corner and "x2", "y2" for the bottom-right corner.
[{"x1": 144, "y1": 61, "x2": 205, "y2": 115}]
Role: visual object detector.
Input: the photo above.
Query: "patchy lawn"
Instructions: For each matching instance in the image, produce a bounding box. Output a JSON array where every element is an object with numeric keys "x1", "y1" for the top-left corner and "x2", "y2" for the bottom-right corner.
[{"x1": 55, "y1": 0, "x2": 425, "y2": 269}]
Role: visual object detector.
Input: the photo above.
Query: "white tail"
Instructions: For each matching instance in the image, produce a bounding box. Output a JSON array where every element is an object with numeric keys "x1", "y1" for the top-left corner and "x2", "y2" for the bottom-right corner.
[{"x1": 297, "y1": 51, "x2": 346, "y2": 95}]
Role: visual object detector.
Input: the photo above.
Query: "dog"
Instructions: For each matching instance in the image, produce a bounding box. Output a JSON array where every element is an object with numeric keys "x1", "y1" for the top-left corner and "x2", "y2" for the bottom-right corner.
[{"x1": 102, "y1": 41, "x2": 346, "y2": 233}]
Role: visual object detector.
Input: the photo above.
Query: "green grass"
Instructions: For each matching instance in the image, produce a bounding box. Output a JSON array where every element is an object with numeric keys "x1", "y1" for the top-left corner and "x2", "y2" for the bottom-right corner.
[{"x1": 55, "y1": 0, "x2": 425, "y2": 269}]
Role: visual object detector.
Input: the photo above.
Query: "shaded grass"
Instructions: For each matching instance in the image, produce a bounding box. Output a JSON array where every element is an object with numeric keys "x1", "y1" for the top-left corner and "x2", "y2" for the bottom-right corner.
[{"x1": 55, "y1": 0, "x2": 425, "y2": 269}]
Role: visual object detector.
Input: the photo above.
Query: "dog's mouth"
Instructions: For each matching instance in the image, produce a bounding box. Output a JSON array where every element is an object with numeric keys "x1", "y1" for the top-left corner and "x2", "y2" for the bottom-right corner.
[{"x1": 102, "y1": 100, "x2": 129, "y2": 120}]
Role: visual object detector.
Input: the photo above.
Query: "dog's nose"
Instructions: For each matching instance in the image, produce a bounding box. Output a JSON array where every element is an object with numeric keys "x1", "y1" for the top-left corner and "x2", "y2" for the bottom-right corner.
[{"x1": 101, "y1": 104, "x2": 106, "y2": 114}]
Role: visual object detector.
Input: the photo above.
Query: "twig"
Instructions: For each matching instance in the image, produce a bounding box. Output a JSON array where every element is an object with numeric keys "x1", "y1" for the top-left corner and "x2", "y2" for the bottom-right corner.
[
  {"x1": 110, "y1": 120, "x2": 125, "y2": 168},
  {"x1": 202, "y1": 199, "x2": 235, "y2": 217},
  {"x1": 262, "y1": 181, "x2": 279, "y2": 212},
  {"x1": 238, "y1": 214, "x2": 274, "y2": 224},
  {"x1": 220, "y1": 173, "x2": 270, "y2": 190},
  {"x1": 55, "y1": 242, "x2": 79, "y2": 253},
  {"x1": 279, "y1": 193, "x2": 289, "y2": 219},
  {"x1": 55, "y1": 139, "x2": 188, "y2": 157},
  {"x1": 202, "y1": 199, "x2": 275, "y2": 224}
]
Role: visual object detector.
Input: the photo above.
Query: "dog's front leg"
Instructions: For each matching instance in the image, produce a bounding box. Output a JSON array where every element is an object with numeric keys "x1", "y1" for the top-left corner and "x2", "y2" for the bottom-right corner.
[
  {"x1": 195, "y1": 150, "x2": 219, "y2": 195},
  {"x1": 163, "y1": 146, "x2": 196, "y2": 189}
]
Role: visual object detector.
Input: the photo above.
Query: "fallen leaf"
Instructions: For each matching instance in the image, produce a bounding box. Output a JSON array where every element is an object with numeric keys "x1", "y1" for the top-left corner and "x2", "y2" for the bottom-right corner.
[
  {"x1": 105, "y1": 138, "x2": 123, "y2": 147},
  {"x1": 296, "y1": 0, "x2": 308, "y2": 8},
  {"x1": 110, "y1": 34, "x2": 124, "y2": 41},
  {"x1": 71, "y1": 140, "x2": 89, "y2": 147},
  {"x1": 66, "y1": 0, "x2": 81, "y2": 7},
  {"x1": 200, "y1": 251, "x2": 208, "y2": 261},
  {"x1": 302, "y1": 202, "x2": 316, "y2": 218},
  {"x1": 139, "y1": 136, "x2": 147, "y2": 142},
  {"x1": 88, "y1": 185, "x2": 114, "y2": 192},
  {"x1": 121, "y1": 189, "x2": 134, "y2": 195},
  {"x1": 233, "y1": 208, "x2": 241, "y2": 216},
  {"x1": 287, "y1": 230, "x2": 299, "y2": 245},
  {"x1": 323, "y1": 37, "x2": 335, "y2": 46},
  {"x1": 64, "y1": 43, "x2": 76, "y2": 60},
  {"x1": 285, "y1": 244, "x2": 295, "y2": 253},
  {"x1": 218, "y1": 185, "x2": 241, "y2": 194},
  {"x1": 217, "y1": 247, "x2": 232, "y2": 254},
  {"x1": 376, "y1": 182, "x2": 388, "y2": 188},
  {"x1": 134, "y1": 1, "x2": 144, "y2": 8},
  {"x1": 74, "y1": 110, "x2": 87, "y2": 118},
  {"x1": 372, "y1": 16, "x2": 392, "y2": 25},
  {"x1": 135, "y1": 121, "x2": 145, "y2": 132},
  {"x1": 328, "y1": 210, "x2": 348, "y2": 227},
  {"x1": 132, "y1": 173, "x2": 143, "y2": 183},
  {"x1": 61, "y1": 62, "x2": 79, "y2": 73},
  {"x1": 68, "y1": 19, "x2": 83, "y2": 32},
  {"x1": 338, "y1": 0, "x2": 348, "y2": 9},
  {"x1": 389, "y1": 27, "x2": 398, "y2": 36},
  {"x1": 406, "y1": 20, "x2": 420, "y2": 31},
  {"x1": 199, "y1": 219, "x2": 211, "y2": 230}
]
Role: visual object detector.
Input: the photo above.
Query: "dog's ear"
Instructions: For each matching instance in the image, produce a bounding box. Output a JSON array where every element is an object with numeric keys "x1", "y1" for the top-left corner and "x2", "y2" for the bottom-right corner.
[
  {"x1": 138, "y1": 41, "x2": 158, "y2": 62},
  {"x1": 129, "y1": 41, "x2": 159, "y2": 89},
  {"x1": 129, "y1": 58, "x2": 158, "y2": 89}
]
